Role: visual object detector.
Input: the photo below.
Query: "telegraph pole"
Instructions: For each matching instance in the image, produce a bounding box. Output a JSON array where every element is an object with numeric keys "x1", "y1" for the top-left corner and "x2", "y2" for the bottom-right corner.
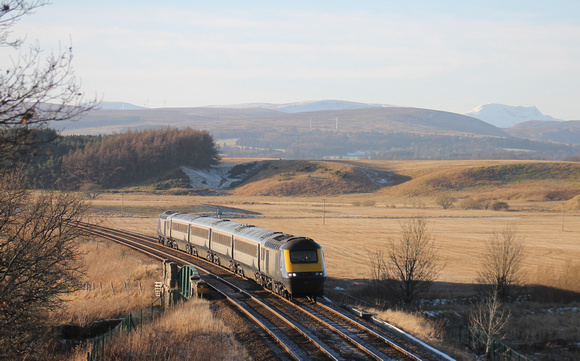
[{"x1": 323, "y1": 199, "x2": 326, "y2": 225}]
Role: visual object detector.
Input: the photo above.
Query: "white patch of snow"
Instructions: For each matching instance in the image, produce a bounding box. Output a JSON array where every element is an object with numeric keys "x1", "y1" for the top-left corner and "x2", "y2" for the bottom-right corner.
[
  {"x1": 180, "y1": 165, "x2": 237, "y2": 189},
  {"x1": 180, "y1": 161, "x2": 268, "y2": 190},
  {"x1": 465, "y1": 103, "x2": 562, "y2": 128},
  {"x1": 356, "y1": 167, "x2": 394, "y2": 186},
  {"x1": 207, "y1": 100, "x2": 395, "y2": 113}
]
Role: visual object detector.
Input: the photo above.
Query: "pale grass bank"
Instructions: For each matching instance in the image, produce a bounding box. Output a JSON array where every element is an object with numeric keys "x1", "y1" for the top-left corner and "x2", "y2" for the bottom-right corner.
[
  {"x1": 68, "y1": 299, "x2": 248, "y2": 361},
  {"x1": 50, "y1": 239, "x2": 161, "y2": 325},
  {"x1": 368, "y1": 309, "x2": 472, "y2": 361}
]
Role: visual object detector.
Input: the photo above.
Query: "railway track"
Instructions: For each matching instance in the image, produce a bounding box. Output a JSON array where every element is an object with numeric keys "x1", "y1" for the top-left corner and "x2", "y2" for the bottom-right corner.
[{"x1": 80, "y1": 222, "x2": 452, "y2": 361}]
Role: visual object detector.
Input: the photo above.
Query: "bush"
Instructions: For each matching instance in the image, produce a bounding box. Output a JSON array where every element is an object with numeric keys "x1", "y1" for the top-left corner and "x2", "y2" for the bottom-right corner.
[
  {"x1": 295, "y1": 161, "x2": 317, "y2": 172},
  {"x1": 491, "y1": 201, "x2": 509, "y2": 211},
  {"x1": 459, "y1": 197, "x2": 489, "y2": 210}
]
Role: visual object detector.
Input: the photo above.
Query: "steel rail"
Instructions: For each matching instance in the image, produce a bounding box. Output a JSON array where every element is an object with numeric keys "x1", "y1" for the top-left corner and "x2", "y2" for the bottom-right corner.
[
  {"x1": 80, "y1": 223, "x2": 337, "y2": 360},
  {"x1": 307, "y1": 300, "x2": 424, "y2": 361},
  {"x1": 80, "y1": 222, "x2": 445, "y2": 361}
]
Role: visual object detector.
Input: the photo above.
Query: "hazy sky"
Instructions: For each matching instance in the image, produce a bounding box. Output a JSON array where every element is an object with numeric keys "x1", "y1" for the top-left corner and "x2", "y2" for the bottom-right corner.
[{"x1": 7, "y1": 0, "x2": 580, "y2": 119}]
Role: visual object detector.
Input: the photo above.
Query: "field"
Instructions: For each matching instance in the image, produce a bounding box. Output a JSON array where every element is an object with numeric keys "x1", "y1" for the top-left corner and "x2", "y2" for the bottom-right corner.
[
  {"x1": 82, "y1": 159, "x2": 580, "y2": 360},
  {"x1": 92, "y1": 193, "x2": 580, "y2": 292},
  {"x1": 91, "y1": 160, "x2": 580, "y2": 292}
]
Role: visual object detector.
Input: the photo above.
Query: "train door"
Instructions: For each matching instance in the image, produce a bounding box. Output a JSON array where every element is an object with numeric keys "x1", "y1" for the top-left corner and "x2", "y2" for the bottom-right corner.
[
  {"x1": 257, "y1": 244, "x2": 261, "y2": 273},
  {"x1": 260, "y1": 248, "x2": 269, "y2": 274},
  {"x1": 269, "y1": 250, "x2": 280, "y2": 279}
]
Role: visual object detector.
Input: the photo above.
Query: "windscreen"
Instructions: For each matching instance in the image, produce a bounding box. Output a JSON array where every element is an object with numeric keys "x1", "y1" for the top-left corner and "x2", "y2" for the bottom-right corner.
[{"x1": 290, "y1": 250, "x2": 318, "y2": 264}]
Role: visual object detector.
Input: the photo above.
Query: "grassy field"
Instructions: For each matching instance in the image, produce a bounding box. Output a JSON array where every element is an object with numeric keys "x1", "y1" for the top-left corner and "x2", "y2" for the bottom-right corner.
[
  {"x1": 83, "y1": 159, "x2": 580, "y2": 360},
  {"x1": 92, "y1": 162, "x2": 580, "y2": 292}
]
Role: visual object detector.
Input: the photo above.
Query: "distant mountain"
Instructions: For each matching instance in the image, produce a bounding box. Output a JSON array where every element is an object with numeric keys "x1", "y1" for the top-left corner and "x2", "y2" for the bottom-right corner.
[
  {"x1": 208, "y1": 99, "x2": 393, "y2": 113},
  {"x1": 464, "y1": 104, "x2": 562, "y2": 128},
  {"x1": 100, "y1": 101, "x2": 147, "y2": 110},
  {"x1": 57, "y1": 105, "x2": 508, "y2": 138},
  {"x1": 505, "y1": 120, "x2": 580, "y2": 145},
  {"x1": 47, "y1": 102, "x2": 580, "y2": 160}
]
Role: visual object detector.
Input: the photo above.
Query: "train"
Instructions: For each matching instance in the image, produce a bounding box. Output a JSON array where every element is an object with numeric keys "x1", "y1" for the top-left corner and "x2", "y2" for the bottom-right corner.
[{"x1": 157, "y1": 211, "x2": 326, "y2": 299}]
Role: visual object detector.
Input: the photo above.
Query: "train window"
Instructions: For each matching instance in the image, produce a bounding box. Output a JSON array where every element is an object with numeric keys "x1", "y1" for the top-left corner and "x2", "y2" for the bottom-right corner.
[
  {"x1": 235, "y1": 238, "x2": 258, "y2": 257},
  {"x1": 290, "y1": 250, "x2": 318, "y2": 264},
  {"x1": 172, "y1": 222, "x2": 188, "y2": 233},
  {"x1": 212, "y1": 232, "x2": 232, "y2": 247},
  {"x1": 191, "y1": 226, "x2": 209, "y2": 239}
]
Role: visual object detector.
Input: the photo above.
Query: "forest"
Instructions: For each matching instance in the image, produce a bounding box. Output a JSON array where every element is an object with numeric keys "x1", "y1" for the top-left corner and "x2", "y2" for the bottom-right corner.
[
  {"x1": 24, "y1": 128, "x2": 220, "y2": 190},
  {"x1": 219, "y1": 128, "x2": 580, "y2": 160}
]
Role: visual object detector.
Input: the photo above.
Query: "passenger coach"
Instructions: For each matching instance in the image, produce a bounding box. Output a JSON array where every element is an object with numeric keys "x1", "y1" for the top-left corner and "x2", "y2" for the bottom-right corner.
[{"x1": 157, "y1": 211, "x2": 326, "y2": 299}]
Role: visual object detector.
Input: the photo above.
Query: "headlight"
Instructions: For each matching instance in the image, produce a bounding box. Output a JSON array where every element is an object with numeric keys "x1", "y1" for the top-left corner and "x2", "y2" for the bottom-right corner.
[{"x1": 288, "y1": 272, "x2": 296, "y2": 277}]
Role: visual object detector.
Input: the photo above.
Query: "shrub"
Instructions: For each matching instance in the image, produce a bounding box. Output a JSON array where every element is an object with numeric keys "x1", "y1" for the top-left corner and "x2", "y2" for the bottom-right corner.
[
  {"x1": 491, "y1": 201, "x2": 509, "y2": 211},
  {"x1": 459, "y1": 197, "x2": 489, "y2": 210},
  {"x1": 295, "y1": 161, "x2": 317, "y2": 172}
]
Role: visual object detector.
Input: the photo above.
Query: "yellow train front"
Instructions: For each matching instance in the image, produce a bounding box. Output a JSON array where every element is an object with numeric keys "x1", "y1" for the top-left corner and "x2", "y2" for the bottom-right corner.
[{"x1": 278, "y1": 237, "x2": 326, "y2": 297}]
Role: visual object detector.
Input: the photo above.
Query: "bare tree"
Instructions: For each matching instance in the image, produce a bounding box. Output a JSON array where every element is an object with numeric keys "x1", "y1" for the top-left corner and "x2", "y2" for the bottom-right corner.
[
  {"x1": 477, "y1": 224, "x2": 526, "y2": 301},
  {"x1": 469, "y1": 290, "x2": 511, "y2": 357},
  {"x1": 368, "y1": 249, "x2": 389, "y2": 299},
  {"x1": 0, "y1": 172, "x2": 88, "y2": 357},
  {"x1": 0, "y1": 2, "x2": 94, "y2": 357},
  {"x1": 370, "y1": 218, "x2": 442, "y2": 304},
  {"x1": 0, "y1": 0, "x2": 48, "y2": 47},
  {"x1": 435, "y1": 195, "x2": 456, "y2": 209},
  {"x1": 1, "y1": 1, "x2": 98, "y2": 169}
]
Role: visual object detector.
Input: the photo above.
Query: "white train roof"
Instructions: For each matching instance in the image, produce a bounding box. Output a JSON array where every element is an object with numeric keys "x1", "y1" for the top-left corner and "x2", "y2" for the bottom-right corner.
[{"x1": 167, "y1": 212, "x2": 296, "y2": 245}]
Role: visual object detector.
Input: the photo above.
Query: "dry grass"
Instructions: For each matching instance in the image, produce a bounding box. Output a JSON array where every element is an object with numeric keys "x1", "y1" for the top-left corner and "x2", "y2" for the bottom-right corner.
[
  {"x1": 83, "y1": 159, "x2": 580, "y2": 359},
  {"x1": 372, "y1": 308, "x2": 444, "y2": 341},
  {"x1": 532, "y1": 259, "x2": 580, "y2": 294},
  {"x1": 50, "y1": 239, "x2": 161, "y2": 325},
  {"x1": 231, "y1": 160, "x2": 380, "y2": 196},
  {"x1": 91, "y1": 192, "x2": 580, "y2": 289},
  {"x1": 368, "y1": 308, "x2": 474, "y2": 361},
  {"x1": 67, "y1": 299, "x2": 247, "y2": 361}
]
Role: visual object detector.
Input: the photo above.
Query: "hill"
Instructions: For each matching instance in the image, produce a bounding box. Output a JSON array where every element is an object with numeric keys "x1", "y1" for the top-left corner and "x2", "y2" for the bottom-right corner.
[
  {"x1": 56, "y1": 106, "x2": 507, "y2": 137},
  {"x1": 505, "y1": 120, "x2": 580, "y2": 145},
  {"x1": 50, "y1": 104, "x2": 580, "y2": 160},
  {"x1": 206, "y1": 99, "x2": 393, "y2": 113},
  {"x1": 339, "y1": 160, "x2": 580, "y2": 201},
  {"x1": 228, "y1": 160, "x2": 405, "y2": 197},
  {"x1": 179, "y1": 159, "x2": 580, "y2": 201}
]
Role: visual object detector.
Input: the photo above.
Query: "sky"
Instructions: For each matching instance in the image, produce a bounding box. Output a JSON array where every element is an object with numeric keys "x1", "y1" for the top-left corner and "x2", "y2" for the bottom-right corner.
[{"x1": 5, "y1": 0, "x2": 580, "y2": 119}]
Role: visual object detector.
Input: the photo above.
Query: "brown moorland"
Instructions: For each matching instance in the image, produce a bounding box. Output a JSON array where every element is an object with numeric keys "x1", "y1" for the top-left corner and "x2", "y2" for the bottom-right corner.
[
  {"x1": 89, "y1": 159, "x2": 580, "y2": 288},
  {"x1": 83, "y1": 159, "x2": 580, "y2": 360}
]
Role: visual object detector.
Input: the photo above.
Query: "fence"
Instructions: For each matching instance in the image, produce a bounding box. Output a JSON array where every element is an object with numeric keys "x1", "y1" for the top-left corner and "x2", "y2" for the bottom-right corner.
[
  {"x1": 86, "y1": 295, "x2": 166, "y2": 361},
  {"x1": 80, "y1": 281, "x2": 147, "y2": 296},
  {"x1": 446, "y1": 322, "x2": 530, "y2": 361}
]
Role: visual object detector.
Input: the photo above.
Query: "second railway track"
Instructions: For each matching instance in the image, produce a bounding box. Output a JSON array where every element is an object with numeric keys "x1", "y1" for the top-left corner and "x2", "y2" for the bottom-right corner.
[{"x1": 80, "y1": 222, "x2": 452, "y2": 361}]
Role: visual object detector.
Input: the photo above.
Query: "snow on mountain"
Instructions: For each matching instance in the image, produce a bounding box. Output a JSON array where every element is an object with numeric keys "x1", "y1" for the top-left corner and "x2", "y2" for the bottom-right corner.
[
  {"x1": 208, "y1": 100, "x2": 393, "y2": 113},
  {"x1": 100, "y1": 101, "x2": 147, "y2": 110},
  {"x1": 464, "y1": 104, "x2": 561, "y2": 128}
]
